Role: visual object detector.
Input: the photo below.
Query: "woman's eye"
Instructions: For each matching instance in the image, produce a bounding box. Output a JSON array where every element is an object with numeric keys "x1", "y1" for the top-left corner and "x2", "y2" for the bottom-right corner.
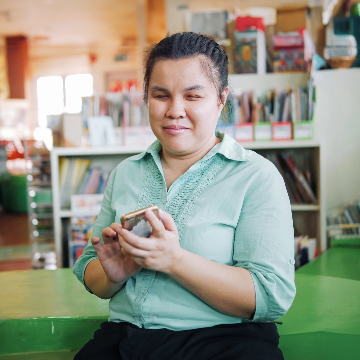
[{"x1": 186, "y1": 95, "x2": 201, "y2": 99}]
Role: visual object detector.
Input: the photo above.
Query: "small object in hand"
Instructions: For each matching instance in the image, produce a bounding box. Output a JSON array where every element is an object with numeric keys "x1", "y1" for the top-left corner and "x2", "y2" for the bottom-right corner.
[{"x1": 120, "y1": 205, "x2": 160, "y2": 238}]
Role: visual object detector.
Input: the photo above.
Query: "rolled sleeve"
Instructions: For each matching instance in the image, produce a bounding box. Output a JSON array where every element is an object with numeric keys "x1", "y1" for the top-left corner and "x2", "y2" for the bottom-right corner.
[
  {"x1": 73, "y1": 170, "x2": 116, "y2": 292},
  {"x1": 233, "y1": 161, "x2": 296, "y2": 321}
]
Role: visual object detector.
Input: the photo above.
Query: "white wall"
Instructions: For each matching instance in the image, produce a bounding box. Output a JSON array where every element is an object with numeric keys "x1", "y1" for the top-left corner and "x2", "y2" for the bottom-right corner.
[{"x1": 312, "y1": 68, "x2": 360, "y2": 210}]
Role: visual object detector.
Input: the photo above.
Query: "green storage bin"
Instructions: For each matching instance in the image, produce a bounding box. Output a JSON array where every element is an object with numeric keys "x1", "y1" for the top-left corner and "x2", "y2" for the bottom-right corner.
[
  {"x1": 32, "y1": 188, "x2": 53, "y2": 204},
  {"x1": 0, "y1": 172, "x2": 11, "y2": 210},
  {"x1": 0, "y1": 173, "x2": 28, "y2": 213}
]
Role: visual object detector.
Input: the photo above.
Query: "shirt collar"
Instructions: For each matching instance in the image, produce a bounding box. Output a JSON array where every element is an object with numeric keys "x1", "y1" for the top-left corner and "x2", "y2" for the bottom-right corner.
[{"x1": 129, "y1": 131, "x2": 251, "y2": 162}]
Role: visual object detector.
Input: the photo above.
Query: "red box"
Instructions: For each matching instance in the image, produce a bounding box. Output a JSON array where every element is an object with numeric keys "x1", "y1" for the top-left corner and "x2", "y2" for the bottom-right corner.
[
  {"x1": 235, "y1": 123, "x2": 254, "y2": 142},
  {"x1": 236, "y1": 16, "x2": 265, "y2": 32},
  {"x1": 272, "y1": 122, "x2": 293, "y2": 140}
]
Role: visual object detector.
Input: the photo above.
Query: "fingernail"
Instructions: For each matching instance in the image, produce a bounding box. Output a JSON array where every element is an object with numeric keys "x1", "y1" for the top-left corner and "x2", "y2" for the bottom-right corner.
[{"x1": 159, "y1": 209, "x2": 164, "y2": 215}]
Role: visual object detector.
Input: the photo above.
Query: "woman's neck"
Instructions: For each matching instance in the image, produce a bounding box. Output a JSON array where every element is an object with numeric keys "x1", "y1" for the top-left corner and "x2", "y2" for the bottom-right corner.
[{"x1": 160, "y1": 135, "x2": 221, "y2": 190}]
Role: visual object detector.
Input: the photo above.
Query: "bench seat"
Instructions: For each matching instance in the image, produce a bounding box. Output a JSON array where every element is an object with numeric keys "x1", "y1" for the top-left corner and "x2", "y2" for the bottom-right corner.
[{"x1": 1, "y1": 246, "x2": 359, "y2": 359}]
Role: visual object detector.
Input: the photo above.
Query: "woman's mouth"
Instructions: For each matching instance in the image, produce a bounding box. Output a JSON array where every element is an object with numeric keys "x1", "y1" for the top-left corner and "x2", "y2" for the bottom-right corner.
[{"x1": 163, "y1": 125, "x2": 190, "y2": 135}]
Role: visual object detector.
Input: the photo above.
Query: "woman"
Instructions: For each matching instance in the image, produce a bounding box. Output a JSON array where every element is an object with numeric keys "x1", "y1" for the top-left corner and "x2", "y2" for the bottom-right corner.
[{"x1": 73, "y1": 32, "x2": 296, "y2": 360}]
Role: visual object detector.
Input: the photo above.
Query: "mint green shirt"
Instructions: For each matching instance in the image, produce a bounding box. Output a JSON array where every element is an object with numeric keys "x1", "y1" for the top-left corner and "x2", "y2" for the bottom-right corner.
[{"x1": 73, "y1": 132, "x2": 296, "y2": 330}]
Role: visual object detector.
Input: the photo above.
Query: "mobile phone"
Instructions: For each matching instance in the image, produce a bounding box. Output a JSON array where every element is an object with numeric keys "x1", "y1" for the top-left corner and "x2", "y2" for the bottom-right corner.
[{"x1": 120, "y1": 205, "x2": 160, "y2": 238}]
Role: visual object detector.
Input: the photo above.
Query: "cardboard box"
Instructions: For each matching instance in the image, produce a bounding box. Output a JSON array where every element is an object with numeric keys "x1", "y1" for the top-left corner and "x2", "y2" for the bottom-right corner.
[{"x1": 276, "y1": 6, "x2": 311, "y2": 33}]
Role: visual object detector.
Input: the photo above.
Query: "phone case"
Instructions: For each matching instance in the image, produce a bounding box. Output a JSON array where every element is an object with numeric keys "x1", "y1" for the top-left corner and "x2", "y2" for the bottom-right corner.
[{"x1": 120, "y1": 205, "x2": 159, "y2": 238}]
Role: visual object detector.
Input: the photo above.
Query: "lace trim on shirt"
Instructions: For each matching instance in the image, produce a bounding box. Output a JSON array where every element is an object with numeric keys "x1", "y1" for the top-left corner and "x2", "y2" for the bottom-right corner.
[
  {"x1": 137, "y1": 154, "x2": 164, "y2": 211},
  {"x1": 137, "y1": 153, "x2": 229, "y2": 242},
  {"x1": 167, "y1": 155, "x2": 228, "y2": 241}
]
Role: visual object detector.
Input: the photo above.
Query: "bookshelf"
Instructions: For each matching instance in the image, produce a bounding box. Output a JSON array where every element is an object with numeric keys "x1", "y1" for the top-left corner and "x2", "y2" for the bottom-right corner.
[
  {"x1": 51, "y1": 146, "x2": 144, "y2": 267},
  {"x1": 228, "y1": 72, "x2": 310, "y2": 91},
  {"x1": 230, "y1": 72, "x2": 325, "y2": 261},
  {"x1": 51, "y1": 138, "x2": 325, "y2": 268},
  {"x1": 244, "y1": 141, "x2": 325, "y2": 256},
  {"x1": 50, "y1": 63, "x2": 324, "y2": 269}
]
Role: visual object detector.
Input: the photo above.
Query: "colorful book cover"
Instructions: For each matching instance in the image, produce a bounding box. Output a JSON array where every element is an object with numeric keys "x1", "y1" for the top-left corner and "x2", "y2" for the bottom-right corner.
[
  {"x1": 234, "y1": 31, "x2": 258, "y2": 74},
  {"x1": 273, "y1": 48, "x2": 306, "y2": 72},
  {"x1": 68, "y1": 216, "x2": 96, "y2": 267}
]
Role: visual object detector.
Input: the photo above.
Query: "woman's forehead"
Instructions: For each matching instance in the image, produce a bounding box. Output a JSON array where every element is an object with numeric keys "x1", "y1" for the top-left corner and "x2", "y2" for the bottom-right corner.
[{"x1": 149, "y1": 57, "x2": 215, "y2": 89}]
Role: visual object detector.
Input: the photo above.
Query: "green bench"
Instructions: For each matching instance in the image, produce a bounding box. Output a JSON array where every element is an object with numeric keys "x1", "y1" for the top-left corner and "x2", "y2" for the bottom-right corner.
[{"x1": 1, "y1": 246, "x2": 359, "y2": 359}]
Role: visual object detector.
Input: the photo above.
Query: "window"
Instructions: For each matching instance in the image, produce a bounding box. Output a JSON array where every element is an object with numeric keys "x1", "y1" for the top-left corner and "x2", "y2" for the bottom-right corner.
[
  {"x1": 65, "y1": 74, "x2": 93, "y2": 114},
  {"x1": 36, "y1": 73, "x2": 93, "y2": 127}
]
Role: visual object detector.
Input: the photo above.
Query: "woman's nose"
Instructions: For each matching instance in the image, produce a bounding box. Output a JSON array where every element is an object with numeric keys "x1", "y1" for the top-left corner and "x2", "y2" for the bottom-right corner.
[{"x1": 165, "y1": 98, "x2": 186, "y2": 119}]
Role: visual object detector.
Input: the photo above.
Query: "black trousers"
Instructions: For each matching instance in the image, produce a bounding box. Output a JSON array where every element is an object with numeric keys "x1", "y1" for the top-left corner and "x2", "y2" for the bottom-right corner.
[{"x1": 74, "y1": 321, "x2": 284, "y2": 360}]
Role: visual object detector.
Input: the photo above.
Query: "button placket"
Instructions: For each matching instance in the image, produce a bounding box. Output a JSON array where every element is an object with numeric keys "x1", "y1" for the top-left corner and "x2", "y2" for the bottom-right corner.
[{"x1": 132, "y1": 273, "x2": 156, "y2": 322}]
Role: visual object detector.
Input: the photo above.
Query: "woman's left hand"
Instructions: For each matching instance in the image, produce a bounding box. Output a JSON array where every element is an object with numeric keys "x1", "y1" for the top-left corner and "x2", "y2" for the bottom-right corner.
[{"x1": 116, "y1": 209, "x2": 183, "y2": 274}]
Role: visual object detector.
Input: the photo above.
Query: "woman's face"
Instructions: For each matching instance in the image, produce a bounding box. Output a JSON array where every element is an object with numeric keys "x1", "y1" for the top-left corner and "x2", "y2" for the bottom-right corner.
[{"x1": 148, "y1": 56, "x2": 227, "y2": 157}]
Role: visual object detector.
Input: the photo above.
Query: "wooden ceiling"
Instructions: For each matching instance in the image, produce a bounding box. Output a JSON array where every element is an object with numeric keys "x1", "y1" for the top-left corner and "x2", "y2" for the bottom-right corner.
[
  {"x1": 0, "y1": 0, "x2": 138, "y2": 46},
  {"x1": 0, "y1": 0, "x2": 313, "y2": 50}
]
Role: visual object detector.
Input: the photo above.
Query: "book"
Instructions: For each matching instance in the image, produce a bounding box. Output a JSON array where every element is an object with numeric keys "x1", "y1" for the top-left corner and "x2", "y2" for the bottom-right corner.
[
  {"x1": 294, "y1": 235, "x2": 318, "y2": 268},
  {"x1": 66, "y1": 158, "x2": 84, "y2": 207},
  {"x1": 272, "y1": 32, "x2": 306, "y2": 72},
  {"x1": 234, "y1": 30, "x2": 266, "y2": 74},
  {"x1": 265, "y1": 152, "x2": 303, "y2": 203},
  {"x1": 78, "y1": 167, "x2": 92, "y2": 194},
  {"x1": 281, "y1": 154, "x2": 317, "y2": 204},
  {"x1": 301, "y1": 237, "x2": 317, "y2": 265},
  {"x1": 83, "y1": 167, "x2": 102, "y2": 194},
  {"x1": 60, "y1": 158, "x2": 92, "y2": 209},
  {"x1": 70, "y1": 194, "x2": 104, "y2": 214},
  {"x1": 74, "y1": 159, "x2": 91, "y2": 194},
  {"x1": 68, "y1": 216, "x2": 97, "y2": 267},
  {"x1": 59, "y1": 157, "x2": 70, "y2": 197},
  {"x1": 275, "y1": 153, "x2": 303, "y2": 203},
  {"x1": 60, "y1": 158, "x2": 77, "y2": 209}
]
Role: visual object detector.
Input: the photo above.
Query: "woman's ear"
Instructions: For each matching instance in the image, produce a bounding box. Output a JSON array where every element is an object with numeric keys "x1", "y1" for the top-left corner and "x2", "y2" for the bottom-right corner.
[{"x1": 218, "y1": 86, "x2": 229, "y2": 110}]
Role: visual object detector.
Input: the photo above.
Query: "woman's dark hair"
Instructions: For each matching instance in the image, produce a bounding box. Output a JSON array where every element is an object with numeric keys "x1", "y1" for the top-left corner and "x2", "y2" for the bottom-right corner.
[{"x1": 143, "y1": 32, "x2": 229, "y2": 104}]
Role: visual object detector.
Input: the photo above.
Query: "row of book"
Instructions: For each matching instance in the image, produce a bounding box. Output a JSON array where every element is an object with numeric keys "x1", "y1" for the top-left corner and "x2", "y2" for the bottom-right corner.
[
  {"x1": 219, "y1": 82, "x2": 315, "y2": 126},
  {"x1": 294, "y1": 236, "x2": 318, "y2": 269},
  {"x1": 327, "y1": 201, "x2": 360, "y2": 236},
  {"x1": 264, "y1": 152, "x2": 317, "y2": 205},
  {"x1": 59, "y1": 157, "x2": 110, "y2": 209},
  {"x1": 82, "y1": 92, "x2": 149, "y2": 129}
]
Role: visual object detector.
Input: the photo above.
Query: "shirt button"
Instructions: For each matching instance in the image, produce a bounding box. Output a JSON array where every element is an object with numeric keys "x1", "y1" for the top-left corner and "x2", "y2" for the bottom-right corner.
[
  {"x1": 290, "y1": 259, "x2": 295, "y2": 265},
  {"x1": 142, "y1": 288, "x2": 148, "y2": 293}
]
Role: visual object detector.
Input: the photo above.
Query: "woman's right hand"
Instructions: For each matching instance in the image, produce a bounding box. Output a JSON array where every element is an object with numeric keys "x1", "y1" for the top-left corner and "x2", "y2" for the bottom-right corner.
[{"x1": 91, "y1": 224, "x2": 142, "y2": 285}]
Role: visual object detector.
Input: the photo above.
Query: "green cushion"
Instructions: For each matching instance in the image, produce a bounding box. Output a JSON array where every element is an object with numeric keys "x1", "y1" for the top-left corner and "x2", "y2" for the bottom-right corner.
[
  {"x1": 278, "y1": 247, "x2": 360, "y2": 359},
  {"x1": 0, "y1": 247, "x2": 359, "y2": 358}
]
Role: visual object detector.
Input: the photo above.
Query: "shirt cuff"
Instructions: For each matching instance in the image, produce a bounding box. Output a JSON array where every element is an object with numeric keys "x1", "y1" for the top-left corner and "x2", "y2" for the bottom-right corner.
[
  {"x1": 73, "y1": 256, "x2": 98, "y2": 294},
  {"x1": 249, "y1": 270, "x2": 269, "y2": 322}
]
